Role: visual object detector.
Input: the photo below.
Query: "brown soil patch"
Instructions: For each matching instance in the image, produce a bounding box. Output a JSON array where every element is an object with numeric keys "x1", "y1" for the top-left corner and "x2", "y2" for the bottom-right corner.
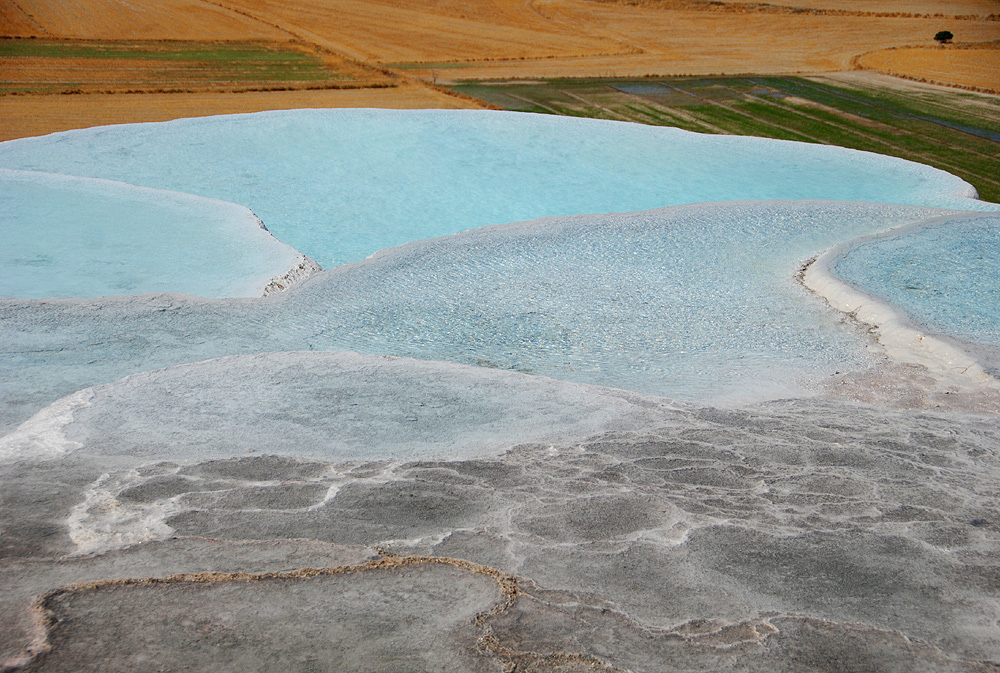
[
  {"x1": 856, "y1": 45, "x2": 1000, "y2": 92},
  {"x1": 0, "y1": 84, "x2": 483, "y2": 141}
]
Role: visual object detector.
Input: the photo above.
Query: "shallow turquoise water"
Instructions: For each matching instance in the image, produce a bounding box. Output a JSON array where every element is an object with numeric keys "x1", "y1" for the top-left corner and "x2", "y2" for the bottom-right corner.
[
  {"x1": 0, "y1": 169, "x2": 299, "y2": 299},
  {"x1": 0, "y1": 110, "x2": 987, "y2": 274},
  {"x1": 835, "y1": 216, "x2": 1000, "y2": 349},
  {"x1": 0, "y1": 202, "x2": 972, "y2": 429},
  {"x1": 1, "y1": 110, "x2": 998, "y2": 423}
]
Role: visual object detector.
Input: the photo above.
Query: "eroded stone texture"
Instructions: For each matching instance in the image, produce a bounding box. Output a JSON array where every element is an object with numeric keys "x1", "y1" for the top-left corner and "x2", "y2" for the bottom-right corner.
[
  {"x1": 25, "y1": 564, "x2": 501, "y2": 673},
  {"x1": 2, "y1": 398, "x2": 999, "y2": 672},
  {"x1": 488, "y1": 591, "x2": 990, "y2": 673},
  {"x1": 0, "y1": 538, "x2": 373, "y2": 670}
]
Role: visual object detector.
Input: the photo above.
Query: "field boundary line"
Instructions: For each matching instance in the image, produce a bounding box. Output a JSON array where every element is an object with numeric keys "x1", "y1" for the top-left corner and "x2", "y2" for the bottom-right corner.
[
  {"x1": 609, "y1": 86, "x2": 730, "y2": 133},
  {"x1": 740, "y1": 79, "x2": 1000, "y2": 164},
  {"x1": 588, "y1": 0, "x2": 1000, "y2": 21},
  {"x1": 559, "y1": 89, "x2": 634, "y2": 120},
  {"x1": 657, "y1": 81, "x2": 829, "y2": 143},
  {"x1": 808, "y1": 74, "x2": 1000, "y2": 122},
  {"x1": 783, "y1": 76, "x2": 1000, "y2": 145}
]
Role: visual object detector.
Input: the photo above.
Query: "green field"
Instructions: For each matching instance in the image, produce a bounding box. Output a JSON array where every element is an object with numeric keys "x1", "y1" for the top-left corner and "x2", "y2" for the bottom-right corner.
[
  {"x1": 0, "y1": 39, "x2": 351, "y2": 94},
  {"x1": 452, "y1": 76, "x2": 1000, "y2": 203}
]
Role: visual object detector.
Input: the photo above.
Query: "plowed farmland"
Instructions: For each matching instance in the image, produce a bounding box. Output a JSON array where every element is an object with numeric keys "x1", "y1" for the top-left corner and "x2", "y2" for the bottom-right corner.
[{"x1": 0, "y1": 39, "x2": 383, "y2": 95}]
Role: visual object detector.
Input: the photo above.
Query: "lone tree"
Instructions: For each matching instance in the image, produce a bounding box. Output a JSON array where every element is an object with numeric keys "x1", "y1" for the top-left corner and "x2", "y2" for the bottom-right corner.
[{"x1": 934, "y1": 30, "x2": 954, "y2": 44}]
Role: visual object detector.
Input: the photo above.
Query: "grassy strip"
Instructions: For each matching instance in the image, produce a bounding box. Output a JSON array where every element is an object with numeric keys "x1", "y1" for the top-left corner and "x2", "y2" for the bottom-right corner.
[
  {"x1": 0, "y1": 39, "x2": 353, "y2": 94},
  {"x1": 620, "y1": 102, "x2": 708, "y2": 132},
  {"x1": 0, "y1": 39, "x2": 319, "y2": 63},
  {"x1": 451, "y1": 77, "x2": 1000, "y2": 202},
  {"x1": 794, "y1": 76, "x2": 1000, "y2": 137}
]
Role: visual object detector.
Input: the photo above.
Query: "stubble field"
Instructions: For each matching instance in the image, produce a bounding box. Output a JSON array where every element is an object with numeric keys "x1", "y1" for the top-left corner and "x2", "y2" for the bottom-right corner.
[{"x1": 856, "y1": 44, "x2": 1000, "y2": 91}]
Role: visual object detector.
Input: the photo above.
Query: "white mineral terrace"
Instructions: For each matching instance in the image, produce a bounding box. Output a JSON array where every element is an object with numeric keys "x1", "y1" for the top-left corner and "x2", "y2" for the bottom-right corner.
[
  {"x1": 2, "y1": 109, "x2": 1000, "y2": 673},
  {"x1": 803, "y1": 211, "x2": 1000, "y2": 393}
]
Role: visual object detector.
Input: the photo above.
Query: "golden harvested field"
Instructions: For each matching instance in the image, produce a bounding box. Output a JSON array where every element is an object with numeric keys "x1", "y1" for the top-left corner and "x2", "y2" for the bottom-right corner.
[
  {"x1": 0, "y1": 0, "x2": 286, "y2": 39},
  {"x1": 403, "y1": 4, "x2": 999, "y2": 80},
  {"x1": 609, "y1": 0, "x2": 1000, "y2": 15},
  {"x1": 0, "y1": 84, "x2": 479, "y2": 142},
  {"x1": 211, "y1": 0, "x2": 630, "y2": 63},
  {"x1": 1, "y1": 0, "x2": 998, "y2": 139},
  {"x1": 857, "y1": 45, "x2": 1000, "y2": 91}
]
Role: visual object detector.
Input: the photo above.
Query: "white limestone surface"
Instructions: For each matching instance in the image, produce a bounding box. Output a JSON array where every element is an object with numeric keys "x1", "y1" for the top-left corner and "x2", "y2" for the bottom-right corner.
[
  {"x1": 803, "y1": 211, "x2": 1000, "y2": 393},
  {"x1": 2, "y1": 201, "x2": 966, "y2": 436},
  {"x1": 0, "y1": 351, "x2": 686, "y2": 465}
]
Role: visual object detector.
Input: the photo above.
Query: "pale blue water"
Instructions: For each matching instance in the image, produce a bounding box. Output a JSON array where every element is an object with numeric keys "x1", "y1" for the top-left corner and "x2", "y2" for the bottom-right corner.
[
  {"x1": 0, "y1": 169, "x2": 300, "y2": 299},
  {"x1": 1, "y1": 110, "x2": 998, "y2": 430},
  {"x1": 0, "y1": 201, "x2": 977, "y2": 430},
  {"x1": 0, "y1": 110, "x2": 987, "y2": 272},
  {"x1": 834, "y1": 216, "x2": 1000, "y2": 348}
]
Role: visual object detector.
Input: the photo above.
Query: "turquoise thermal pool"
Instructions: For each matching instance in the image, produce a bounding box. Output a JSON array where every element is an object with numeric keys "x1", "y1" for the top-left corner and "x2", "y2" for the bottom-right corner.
[
  {"x1": 1, "y1": 168, "x2": 302, "y2": 299},
  {"x1": 834, "y1": 215, "x2": 1000, "y2": 350},
  {"x1": 3, "y1": 110, "x2": 1000, "y2": 673},
  {"x1": 0, "y1": 110, "x2": 997, "y2": 440},
  {"x1": 0, "y1": 109, "x2": 989, "y2": 276}
]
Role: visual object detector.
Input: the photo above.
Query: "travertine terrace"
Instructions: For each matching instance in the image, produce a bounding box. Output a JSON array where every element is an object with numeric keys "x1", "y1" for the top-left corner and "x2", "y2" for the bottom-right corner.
[
  {"x1": 2, "y1": 0, "x2": 998, "y2": 139},
  {"x1": 2, "y1": 2, "x2": 1000, "y2": 672}
]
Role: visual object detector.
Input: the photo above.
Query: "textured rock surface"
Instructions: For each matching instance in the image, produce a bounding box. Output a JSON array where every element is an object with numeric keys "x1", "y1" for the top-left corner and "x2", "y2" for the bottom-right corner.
[{"x1": 3, "y1": 396, "x2": 998, "y2": 672}]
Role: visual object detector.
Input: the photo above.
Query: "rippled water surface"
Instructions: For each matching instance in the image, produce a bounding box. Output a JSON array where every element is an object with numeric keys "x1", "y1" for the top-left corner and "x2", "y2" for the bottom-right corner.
[
  {"x1": 835, "y1": 215, "x2": 1000, "y2": 348},
  {"x1": 0, "y1": 110, "x2": 988, "y2": 273},
  {"x1": 1, "y1": 111, "x2": 998, "y2": 423},
  {"x1": 2, "y1": 109, "x2": 1000, "y2": 673}
]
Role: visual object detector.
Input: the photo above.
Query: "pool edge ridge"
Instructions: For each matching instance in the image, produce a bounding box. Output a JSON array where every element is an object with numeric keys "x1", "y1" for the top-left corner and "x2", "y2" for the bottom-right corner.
[
  {"x1": 260, "y1": 252, "x2": 323, "y2": 297},
  {"x1": 800, "y1": 210, "x2": 1000, "y2": 396}
]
